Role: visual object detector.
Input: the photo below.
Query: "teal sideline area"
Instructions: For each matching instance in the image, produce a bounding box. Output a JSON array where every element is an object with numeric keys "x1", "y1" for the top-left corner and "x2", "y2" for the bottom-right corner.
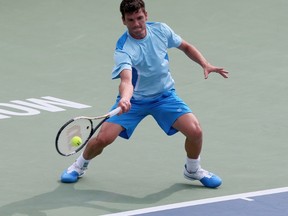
[{"x1": 0, "y1": 0, "x2": 287, "y2": 215}]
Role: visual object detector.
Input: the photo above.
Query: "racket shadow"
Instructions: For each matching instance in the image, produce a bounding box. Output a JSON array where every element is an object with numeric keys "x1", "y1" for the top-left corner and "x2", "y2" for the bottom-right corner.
[{"x1": 0, "y1": 183, "x2": 202, "y2": 215}]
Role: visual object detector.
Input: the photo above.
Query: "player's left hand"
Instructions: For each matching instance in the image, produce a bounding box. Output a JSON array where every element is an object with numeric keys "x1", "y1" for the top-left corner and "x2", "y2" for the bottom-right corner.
[{"x1": 203, "y1": 64, "x2": 229, "y2": 79}]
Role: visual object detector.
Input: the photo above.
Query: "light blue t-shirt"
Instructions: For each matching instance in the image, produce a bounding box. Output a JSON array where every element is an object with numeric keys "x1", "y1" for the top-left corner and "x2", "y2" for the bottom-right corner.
[{"x1": 112, "y1": 22, "x2": 182, "y2": 100}]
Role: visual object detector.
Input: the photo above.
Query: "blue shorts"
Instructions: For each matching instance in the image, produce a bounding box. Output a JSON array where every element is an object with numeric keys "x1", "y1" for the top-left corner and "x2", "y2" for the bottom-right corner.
[{"x1": 106, "y1": 89, "x2": 192, "y2": 139}]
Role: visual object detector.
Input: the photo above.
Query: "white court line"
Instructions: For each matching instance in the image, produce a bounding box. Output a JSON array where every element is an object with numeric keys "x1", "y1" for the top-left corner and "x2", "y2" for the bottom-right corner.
[
  {"x1": 240, "y1": 197, "x2": 254, "y2": 201},
  {"x1": 103, "y1": 187, "x2": 288, "y2": 216}
]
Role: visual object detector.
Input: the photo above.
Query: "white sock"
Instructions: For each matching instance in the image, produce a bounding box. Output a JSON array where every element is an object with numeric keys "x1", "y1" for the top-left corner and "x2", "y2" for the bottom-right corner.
[
  {"x1": 75, "y1": 153, "x2": 90, "y2": 170},
  {"x1": 186, "y1": 157, "x2": 200, "y2": 173}
]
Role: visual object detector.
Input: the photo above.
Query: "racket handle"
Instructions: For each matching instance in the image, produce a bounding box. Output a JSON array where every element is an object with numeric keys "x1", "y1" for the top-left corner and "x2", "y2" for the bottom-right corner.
[{"x1": 108, "y1": 107, "x2": 121, "y2": 117}]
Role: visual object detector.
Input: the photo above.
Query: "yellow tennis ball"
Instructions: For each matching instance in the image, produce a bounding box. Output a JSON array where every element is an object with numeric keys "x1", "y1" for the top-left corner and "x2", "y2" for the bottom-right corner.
[{"x1": 71, "y1": 136, "x2": 82, "y2": 147}]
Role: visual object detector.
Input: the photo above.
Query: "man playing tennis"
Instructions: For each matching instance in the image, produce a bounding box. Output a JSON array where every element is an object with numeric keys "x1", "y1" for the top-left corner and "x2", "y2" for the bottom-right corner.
[{"x1": 61, "y1": 0, "x2": 228, "y2": 188}]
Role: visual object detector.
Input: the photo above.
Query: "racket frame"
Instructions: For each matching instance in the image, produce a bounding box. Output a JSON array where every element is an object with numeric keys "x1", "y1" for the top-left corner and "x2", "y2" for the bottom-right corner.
[{"x1": 55, "y1": 107, "x2": 121, "y2": 156}]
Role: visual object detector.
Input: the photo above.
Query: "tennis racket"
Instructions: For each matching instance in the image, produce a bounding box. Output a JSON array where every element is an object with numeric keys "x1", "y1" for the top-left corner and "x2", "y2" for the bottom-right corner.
[{"x1": 55, "y1": 107, "x2": 121, "y2": 156}]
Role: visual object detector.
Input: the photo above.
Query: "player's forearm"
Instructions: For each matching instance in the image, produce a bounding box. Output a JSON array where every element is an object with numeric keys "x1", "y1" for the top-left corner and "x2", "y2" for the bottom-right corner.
[
  {"x1": 119, "y1": 69, "x2": 134, "y2": 101},
  {"x1": 119, "y1": 81, "x2": 133, "y2": 101},
  {"x1": 179, "y1": 40, "x2": 209, "y2": 68},
  {"x1": 118, "y1": 80, "x2": 133, "y2": 113}
]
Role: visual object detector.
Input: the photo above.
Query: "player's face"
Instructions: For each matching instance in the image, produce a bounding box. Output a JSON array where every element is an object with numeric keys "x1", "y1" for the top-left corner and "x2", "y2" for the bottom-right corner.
[{"x1": 122, "y1": 9, "x2": 148, "y2": 39}]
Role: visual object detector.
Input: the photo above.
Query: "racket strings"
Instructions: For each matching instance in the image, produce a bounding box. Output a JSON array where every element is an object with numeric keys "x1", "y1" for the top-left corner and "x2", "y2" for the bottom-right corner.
[{"x1": 56, "y1": 119, "x2": 93, "y2": 155}]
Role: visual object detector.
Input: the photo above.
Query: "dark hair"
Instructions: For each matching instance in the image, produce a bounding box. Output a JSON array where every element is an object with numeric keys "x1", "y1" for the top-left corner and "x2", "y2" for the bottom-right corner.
[{"x1": 120, "y1": 0, "x2": 145, "y2": 18}]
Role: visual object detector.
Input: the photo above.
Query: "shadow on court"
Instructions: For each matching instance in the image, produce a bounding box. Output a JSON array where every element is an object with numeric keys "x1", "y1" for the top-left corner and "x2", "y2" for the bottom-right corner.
[{"x1": 0, "y1": 183, "x2": 208, "y2": 215}]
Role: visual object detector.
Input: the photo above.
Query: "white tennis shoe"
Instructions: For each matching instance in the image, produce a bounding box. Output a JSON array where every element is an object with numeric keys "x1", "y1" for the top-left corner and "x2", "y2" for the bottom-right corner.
[
  {"x1": 60, "y1": 162, "x2": 86, "y2": 183},
  {"x1": 184, "y1": 165, "x2": 222, "y2": 188}
]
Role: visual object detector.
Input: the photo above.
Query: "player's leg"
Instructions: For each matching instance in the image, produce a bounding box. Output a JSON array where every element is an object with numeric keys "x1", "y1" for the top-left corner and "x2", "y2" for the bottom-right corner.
[
  {"x1": 151, "y1": 90, "x2": 222, "y2": 188},
  {"x1": 60, "y1": 99, "x2": 146, "y2": 183},
  {"x1": 60, "y1": 122, "x2": 123, "y2": 183},
  {"x1": 172, "y1": 113, "x2": 222, "y2": 188},
  {"x1": 172, "y1": 113, "x2": 202, "y2": 159},
  {"x1": 83, "y1": 122, "x2": 124, "y2": 160}
]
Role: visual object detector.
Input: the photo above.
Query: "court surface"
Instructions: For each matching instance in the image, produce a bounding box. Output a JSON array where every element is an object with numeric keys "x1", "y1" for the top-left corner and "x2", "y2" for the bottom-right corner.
[{"x1": 0, "y1": 0, "x2": 287, "y2": 215}]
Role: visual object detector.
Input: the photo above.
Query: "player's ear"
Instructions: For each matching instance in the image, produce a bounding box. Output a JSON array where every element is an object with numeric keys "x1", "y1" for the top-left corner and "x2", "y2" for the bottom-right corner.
[
  {"x1": 143, "y1": 9, "x2": 148, "y2": 21},
  {"x1": 122, "y1": 16, "x2": 127, "y2": 26}
]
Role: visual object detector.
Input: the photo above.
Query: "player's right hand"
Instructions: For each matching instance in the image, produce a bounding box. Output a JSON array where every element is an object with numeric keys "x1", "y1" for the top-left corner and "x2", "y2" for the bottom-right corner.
[{"x1": 118, "y1": 98, "x2": 131, "y2": 114}]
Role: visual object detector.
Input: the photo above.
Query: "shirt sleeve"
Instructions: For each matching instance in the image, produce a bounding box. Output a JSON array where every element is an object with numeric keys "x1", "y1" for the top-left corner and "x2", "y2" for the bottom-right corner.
[
  {"x1": 161, "y1": 23, "x2": 182, "y2": 48},
  {"x1": 112, "y1": 49, "x2": 132, "y2": 79}
]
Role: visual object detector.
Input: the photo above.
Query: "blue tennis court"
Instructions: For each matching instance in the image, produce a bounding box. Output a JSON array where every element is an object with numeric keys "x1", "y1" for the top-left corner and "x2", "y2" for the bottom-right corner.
[{"x1": 104, "y1": 187, "x2": 288, "y2": 216}]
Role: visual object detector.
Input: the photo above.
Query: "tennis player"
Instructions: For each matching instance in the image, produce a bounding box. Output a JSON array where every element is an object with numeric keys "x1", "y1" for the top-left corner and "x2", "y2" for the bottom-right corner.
[{"x1": 61, "y1": 0, "x2": 228, "y2": 188}]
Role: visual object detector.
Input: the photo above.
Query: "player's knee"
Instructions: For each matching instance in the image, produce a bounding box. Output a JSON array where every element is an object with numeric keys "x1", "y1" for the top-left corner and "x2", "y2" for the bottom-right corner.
[
  {"x1": 95, "y1": 132, "x2": 115, "y2": 148},
  {"x1": 191, "y1": 122, "x2": 203, "y2": 140}
]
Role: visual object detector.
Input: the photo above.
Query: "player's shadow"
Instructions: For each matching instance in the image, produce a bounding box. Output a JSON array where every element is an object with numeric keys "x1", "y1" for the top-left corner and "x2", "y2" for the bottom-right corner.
[{"x1": 0, "y1": 182, "x2": 205, "y2": 216}]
